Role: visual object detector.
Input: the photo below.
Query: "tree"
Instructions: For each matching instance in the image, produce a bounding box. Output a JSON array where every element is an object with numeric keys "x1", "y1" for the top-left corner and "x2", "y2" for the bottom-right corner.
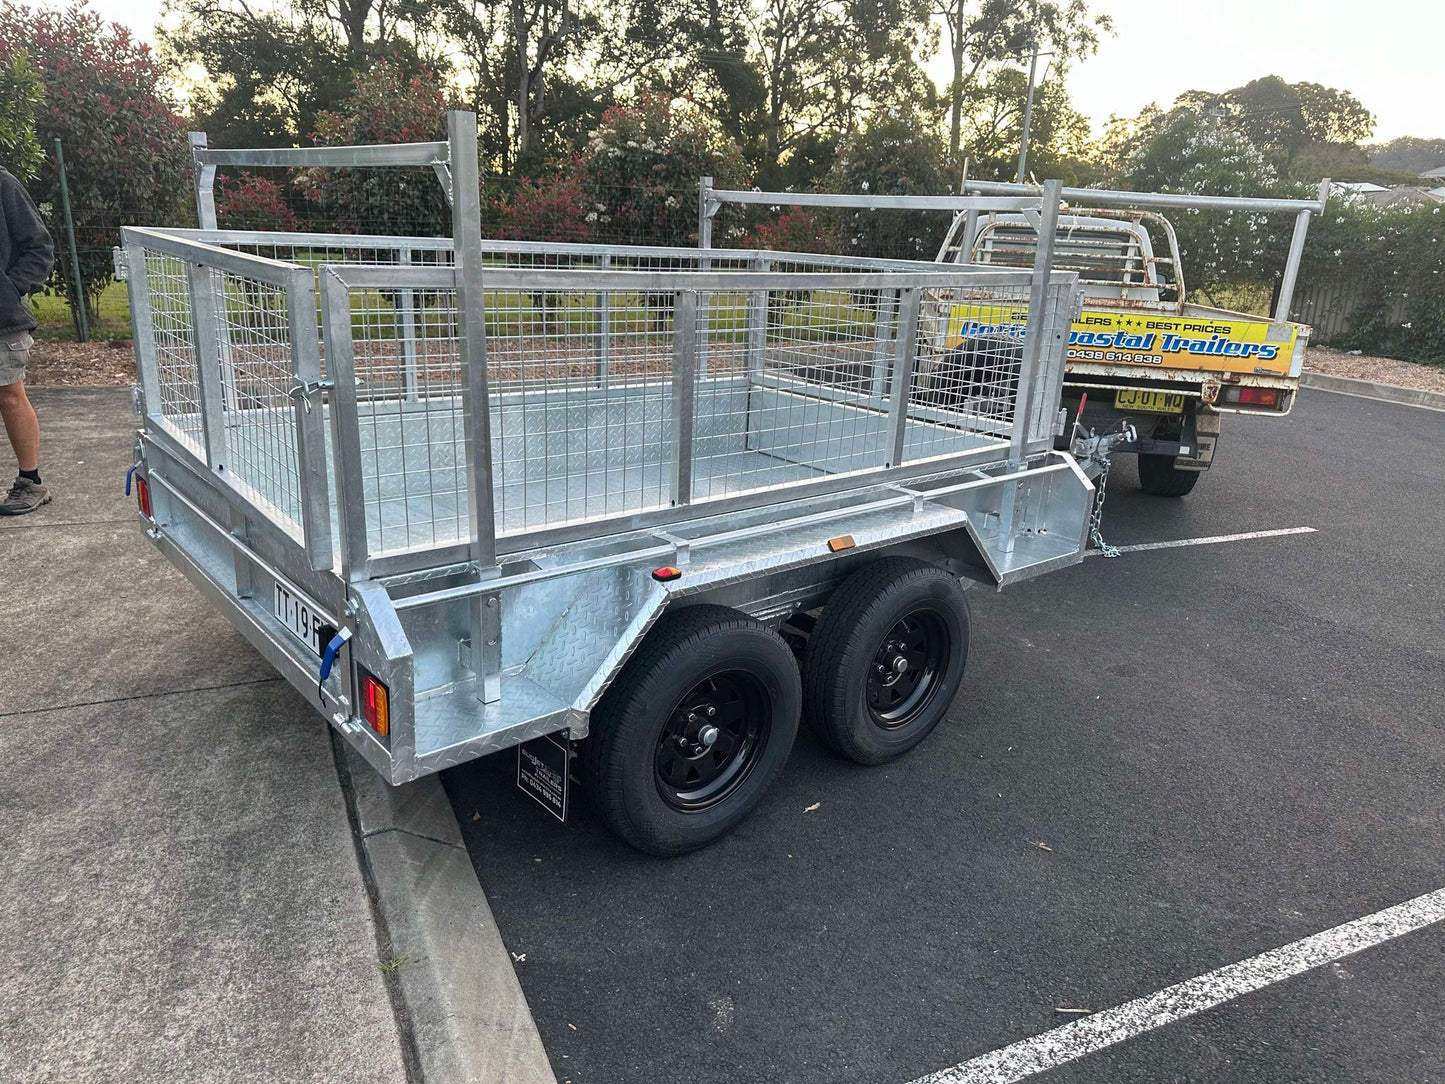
[
  {"x1": 292, "y1": 62, "x2": 454, "y2": 237},
  {"x1": 580, "y1": 95, "x2": 746, "y2": 245},
  {"x1": 444, "y1": 0, "x2": 605, "y2": 172},
  {"x1": 1122, "y1": 109, "x2": 1295, "y2": 297},
  {"x1": 933, "y1": 0, "x2": 1111, "y2": 160},
  {"x1": 956, "y1": 67, "x2": 1091, "y2": 181},
  {"x1": 826, "y1": 106, "x2": 953, "y2": 259},
  {"x1": 598, "y1": 0, "x2": 938, "y2": 186},
  {"x1": 1220, "y1": 77, "x2": 1374, "y2": 165},
  {"x1": 0, "y1": 50, "x2": 44, "y2": 180},
  {"x1": 1366, "y1": 136, "x2": 1445, "y2": 176},
  {"x1": 1136, "y1": 77, "x2": 1375, "y2": 171},
  {"x1": 162, "y1": 0, "x2": 445, "y2": 146},
  {"x1": 0, "y1": 1, "x2": 190, "y2": 325}
]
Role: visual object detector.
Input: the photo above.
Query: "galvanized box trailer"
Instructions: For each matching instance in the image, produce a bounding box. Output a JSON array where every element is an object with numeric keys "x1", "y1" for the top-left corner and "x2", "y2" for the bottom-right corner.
[{"x1": 121, "y1": 113, "x2": 1095, "y2": 853}]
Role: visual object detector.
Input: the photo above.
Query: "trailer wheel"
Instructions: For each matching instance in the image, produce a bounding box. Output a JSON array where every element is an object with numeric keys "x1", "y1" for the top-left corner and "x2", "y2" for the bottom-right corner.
[
  {"x1": 1137, "y1": 453, "x2": 1200, "y2": 497},
  {"x1": 580, "y1": 605, "x2": 801, "y2": 856},
  {"x1": 803, "y1": 558, "x2": 970, "y2": 765}
]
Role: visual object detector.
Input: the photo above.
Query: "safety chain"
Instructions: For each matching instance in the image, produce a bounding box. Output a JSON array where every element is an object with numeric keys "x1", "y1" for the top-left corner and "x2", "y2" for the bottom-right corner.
[{"x1": 1088, "y1": 454, "x2": 1121, "y2": 558}]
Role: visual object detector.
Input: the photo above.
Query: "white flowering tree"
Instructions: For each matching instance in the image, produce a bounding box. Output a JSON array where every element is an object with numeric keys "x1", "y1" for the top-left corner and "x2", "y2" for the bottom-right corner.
[
  {"x1": 580, "y1": 95, "x2": 746, "y2": 246},
  {"x1": 1299, "y1": 200, "x2": 1445, "y2": 363},
  {"x1": 1122, "y1": 110, "x2": 1295, "y2": 300},
  {"x1": 825, "y1": 107, "x2": 953, "y2": 259}
]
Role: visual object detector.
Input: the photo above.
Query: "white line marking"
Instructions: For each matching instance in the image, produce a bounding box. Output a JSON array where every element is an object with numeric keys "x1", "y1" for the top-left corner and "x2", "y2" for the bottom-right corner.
[
  {"x1": 907, "y1": 886, "x2": 1445, "y2": 1084},
  {"x1": 1087, "y1": 526, "x2": 1317, "y2": 557}
]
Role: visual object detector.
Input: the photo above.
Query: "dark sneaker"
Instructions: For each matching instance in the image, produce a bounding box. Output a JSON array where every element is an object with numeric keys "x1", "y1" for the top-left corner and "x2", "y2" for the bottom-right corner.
[{"x1": 0, "y1": 476, "x2": 51, "y2": 515}]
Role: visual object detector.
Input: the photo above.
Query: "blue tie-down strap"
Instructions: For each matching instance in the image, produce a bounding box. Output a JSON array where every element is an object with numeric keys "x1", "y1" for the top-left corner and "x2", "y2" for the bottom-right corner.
[
  {"x1": 318, "y1": 627, "x2": 353, "y2": 704},
  {"x1": 125, "y1": 463, "x2": 138, "y2": 495}
]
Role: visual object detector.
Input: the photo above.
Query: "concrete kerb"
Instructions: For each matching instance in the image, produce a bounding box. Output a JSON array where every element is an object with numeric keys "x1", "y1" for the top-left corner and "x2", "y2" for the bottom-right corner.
[
  {"x1": 1302, "y1": 371, "x2": 1445, "y2": 412},
  {"x1": 334, "y1": 738, "x2": 558, "y2": 1084}
]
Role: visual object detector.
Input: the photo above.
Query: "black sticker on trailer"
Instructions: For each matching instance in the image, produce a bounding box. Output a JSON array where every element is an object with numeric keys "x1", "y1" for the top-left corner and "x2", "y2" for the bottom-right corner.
[{"x1": 517, "y1": 732, "x2": 570, "y2": 823}]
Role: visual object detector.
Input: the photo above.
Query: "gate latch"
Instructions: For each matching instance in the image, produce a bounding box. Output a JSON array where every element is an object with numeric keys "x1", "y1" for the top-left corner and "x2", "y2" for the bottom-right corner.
[{"x1": 288, "y1": 379, "x2": 335, "y2": 413}]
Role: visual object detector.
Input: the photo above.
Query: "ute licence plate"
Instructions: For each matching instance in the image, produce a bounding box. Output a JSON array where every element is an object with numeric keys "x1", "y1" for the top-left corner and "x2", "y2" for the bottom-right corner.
[
  {"x1": 273, "y1": 582, "x2": 332, "y2": 658},
  {"x1": 1115, "y1": 389, "x2": 1185, "y2": 414}
]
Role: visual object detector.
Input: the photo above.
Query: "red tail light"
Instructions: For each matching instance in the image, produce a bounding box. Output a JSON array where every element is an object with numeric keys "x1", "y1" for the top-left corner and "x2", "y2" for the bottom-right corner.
[
  {"x1": 1233, "y1": 387, "x2": 1279, "y2": 407},
  {"x1": 135, "y1": 476, "x2": 153, "y2": 517},
  {"x1": 358, "y1": 668, "x2": 390, "y2": 737}
]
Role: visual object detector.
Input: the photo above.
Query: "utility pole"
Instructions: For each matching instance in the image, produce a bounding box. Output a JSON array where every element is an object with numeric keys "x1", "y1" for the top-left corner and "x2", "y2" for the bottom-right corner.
[{"x1": 1016, "y1": 43, "x2": 1041, "y2": 185}]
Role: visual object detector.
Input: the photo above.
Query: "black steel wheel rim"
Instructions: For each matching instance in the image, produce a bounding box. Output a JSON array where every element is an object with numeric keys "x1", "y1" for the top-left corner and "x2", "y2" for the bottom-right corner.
[
  {"x1": 866, "y1": 609, "x2": 950, "y2": 728},
  {"x1": 655, "y1": 670, "x2": 770, "y2": 811}
]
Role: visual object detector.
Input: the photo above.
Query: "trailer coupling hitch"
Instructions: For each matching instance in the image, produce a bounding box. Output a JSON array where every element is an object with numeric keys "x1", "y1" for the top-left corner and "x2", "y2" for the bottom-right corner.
[
  {"x1": 1070, "y1": 421, "x2": 1137, "y2": 560},
  {"x1": 1070, "y1": 421, "x2": 1138, "y2": 467}
]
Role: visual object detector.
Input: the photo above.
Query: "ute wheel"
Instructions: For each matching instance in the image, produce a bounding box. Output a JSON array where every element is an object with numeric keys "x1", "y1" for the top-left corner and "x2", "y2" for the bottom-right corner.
[
  {"x1": 1137, "y1": 453, "x2": 1200, "y2": 497},
  {"x1": 803, "y1": 557, "x2": 970, "y2": 765},
  {"x1": 580, "y1": 605, "x2": 801, "y2": 856}
]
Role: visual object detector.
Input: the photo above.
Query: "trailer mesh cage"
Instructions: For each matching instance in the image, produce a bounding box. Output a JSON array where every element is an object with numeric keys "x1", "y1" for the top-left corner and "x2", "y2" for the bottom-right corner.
[{"x1": 125, "y1": 228, "x2": 1072, "y2": 570}]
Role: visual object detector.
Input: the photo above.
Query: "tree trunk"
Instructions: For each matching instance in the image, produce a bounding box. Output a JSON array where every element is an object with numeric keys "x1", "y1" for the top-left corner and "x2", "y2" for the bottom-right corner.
[
  {"x1": 948, "y1": 5, "x2": 965, "y2": 158},
  {"x1": 517, "y1": 58, "x2": 532, "y2": 151}
]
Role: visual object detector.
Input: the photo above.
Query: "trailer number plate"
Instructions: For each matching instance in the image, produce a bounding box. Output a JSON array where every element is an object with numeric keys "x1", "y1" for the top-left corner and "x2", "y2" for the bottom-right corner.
[
  {"x1": 1115, "y1": 389, "x2": 1185, "y2": 414},
  {"x1": 273, "y1": 582, "x2": 332, "y2": 658}
]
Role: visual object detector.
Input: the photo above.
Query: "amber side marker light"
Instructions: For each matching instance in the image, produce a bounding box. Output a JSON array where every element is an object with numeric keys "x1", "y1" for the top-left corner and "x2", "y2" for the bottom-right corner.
[
  {"x1": 358, "y1": 668, "x2": 390, "y2": 737},
  {"x1": 827, "y1": 535, "x2": 856, "y2": 552},
  {"x1": 652, "y1": 566, "x2": 683, "y2": 582}
]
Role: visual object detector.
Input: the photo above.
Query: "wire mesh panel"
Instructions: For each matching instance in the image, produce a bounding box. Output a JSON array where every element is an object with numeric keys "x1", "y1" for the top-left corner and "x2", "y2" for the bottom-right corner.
[
  {"x1": 127, "y1": 229, "x2": 329, "y2": 559},
  {"x1": 339, "y1": 284, "x2": 469, "y2": 557},
  {"x1": 487, "y1": 281, "x2": 676, "y2": 533},
  {"x1": 143, "y1": 250, "x2": 204, "y2": 456},
  {"x1": 904, "y1": 286, "x2": 1034, "y2": 460},
  {"x1": 692, "y1": 283, "x2": 894, "y2": 497},
  {"x1": 208, "y1": 268, "x2": 309, "y2": 533}
]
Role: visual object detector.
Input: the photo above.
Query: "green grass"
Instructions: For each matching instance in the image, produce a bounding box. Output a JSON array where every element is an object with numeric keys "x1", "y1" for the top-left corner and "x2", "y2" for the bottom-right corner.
[
  {"x1": 30, "y1": 281, "x2": 132, "y2": 342},
  {"x1": 28, "y1": 277, "x2": 879, "y2": 348}
]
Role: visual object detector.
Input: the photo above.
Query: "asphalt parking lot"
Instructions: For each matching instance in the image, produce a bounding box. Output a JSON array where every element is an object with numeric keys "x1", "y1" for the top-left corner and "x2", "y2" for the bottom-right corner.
[{"x1": 445, "y1": 388, "x2": 1445, "y2": 1084}]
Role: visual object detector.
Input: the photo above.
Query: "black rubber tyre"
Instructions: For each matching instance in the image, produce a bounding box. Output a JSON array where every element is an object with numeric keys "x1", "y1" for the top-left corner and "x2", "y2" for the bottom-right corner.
[
  {"x1": 802, "y1": 557, "x2": 970, "y2": 765},
  {"x1": 580, "y1": 605, "x2": 801, "y2": 856},
  {"x1": 1137, "y1": 453, "x2": 1201, "y2": 497}
]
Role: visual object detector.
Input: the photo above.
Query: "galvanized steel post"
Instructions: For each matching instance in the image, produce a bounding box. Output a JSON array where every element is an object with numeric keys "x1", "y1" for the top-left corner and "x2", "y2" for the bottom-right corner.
[
  {"x1": 1274, "y1": 205, "x2": 1316, "y2": 323},
  {"x1": 448, "y1": 110, "x2": 502, "y2": 703},
  {"x1": 886, "y1": 289, "x2": 923, "y2": 469},
  {"x1": 1010, "y1": 178, "x2": 1062, "y2": 465},
  {"x1": 746, "y1": 252, "x2": 769, "y2": 379},
  {"x1": 123, "y1": 240, "x2": 161, "y2": 418},
  {"x1": 287, "y1": 264, "x2": 334, "y2": 571},
  {"x1": 185, "y1": 260, "x2": 228, "y2": 471},
  {"x1": 397, "y1": 247, "x2": 419, "y2": 401},
  {"x1": 670, "y1": 290, "x2": 699, "y2": 507},
  {"x1": 697, "y1": 176, "x2": 714, "y2": 250},
  {"x1": 319, "y1": 269, "x2": 371, "y2": 583},
  {"x1": 189, "y1": 132, "x2": 218, "y2": 230}
]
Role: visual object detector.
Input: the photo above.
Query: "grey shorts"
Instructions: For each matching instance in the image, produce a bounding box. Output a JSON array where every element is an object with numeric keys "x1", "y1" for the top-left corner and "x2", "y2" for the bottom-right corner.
[{"x1": 0, "y1": 331, "x2": 31, "y2": 386}]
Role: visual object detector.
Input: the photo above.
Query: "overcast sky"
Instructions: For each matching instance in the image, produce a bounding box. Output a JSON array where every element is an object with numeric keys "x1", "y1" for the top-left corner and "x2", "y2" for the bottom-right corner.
[{"x1": 87, "y1": 0, "x2": 1444, "y2": 142}]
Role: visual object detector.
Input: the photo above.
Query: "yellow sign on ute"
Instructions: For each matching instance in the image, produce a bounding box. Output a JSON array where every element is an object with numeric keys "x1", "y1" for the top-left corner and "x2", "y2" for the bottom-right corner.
[{"x1": 946, "y1": 303, "x2": 1298, "y2": 377}]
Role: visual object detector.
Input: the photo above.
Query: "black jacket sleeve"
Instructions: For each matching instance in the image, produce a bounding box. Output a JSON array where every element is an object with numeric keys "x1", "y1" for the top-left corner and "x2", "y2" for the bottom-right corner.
[{"x1": 3, "y1": 173, "x2": 56, "y2": 295}]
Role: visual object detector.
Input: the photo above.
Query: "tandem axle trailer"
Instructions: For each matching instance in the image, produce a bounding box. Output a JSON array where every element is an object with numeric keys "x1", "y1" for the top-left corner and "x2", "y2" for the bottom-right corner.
[{"x1": 121, "y1": 113, "x2": 1096, "y2": 853}]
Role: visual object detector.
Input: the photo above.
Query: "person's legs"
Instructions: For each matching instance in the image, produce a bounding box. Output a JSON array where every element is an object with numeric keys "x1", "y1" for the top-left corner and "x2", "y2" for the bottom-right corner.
[
  {"x1": 0, "y1": 378, "x2": 41, "y2": 472},
  {"x1": 0, "y1": 331, "x2": 49, "y2": 515}
]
